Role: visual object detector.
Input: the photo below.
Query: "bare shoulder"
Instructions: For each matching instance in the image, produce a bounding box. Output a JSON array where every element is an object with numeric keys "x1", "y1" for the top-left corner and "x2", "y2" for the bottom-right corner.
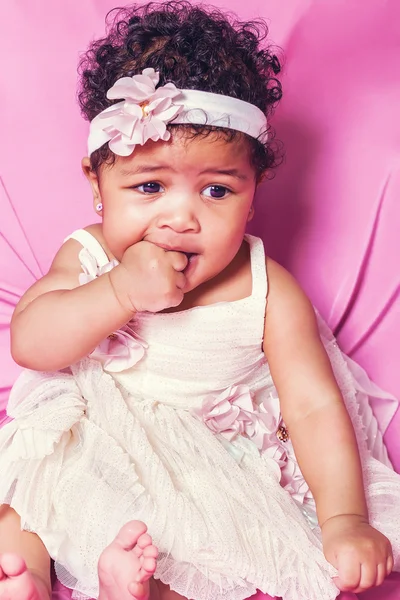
[
  {"x1": 265, "y1": 256, "x2": 311, "y2": 306},
  {"x1": 84, "y1": 223, "x2": 105, "y2": 243},
  {"x1": 264, "y1": 256, "x2": 320, "y2": 346},
  {"x1": 51, "y1": 223, "x2": 105, "y2": 269},
  {"x1": 52, "y1": 223, "x2": 110, "y2": 268},
  {"x1": 83, "y1": 223, "x2": 112, "y2": 258},
  {"x1": 13, "y1": 223, "x2": 104, "y2": 316}
]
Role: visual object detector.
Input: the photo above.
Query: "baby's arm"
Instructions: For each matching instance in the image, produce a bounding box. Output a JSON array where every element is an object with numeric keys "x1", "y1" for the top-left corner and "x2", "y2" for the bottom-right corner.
[
  {"x1": 263, "y1": 258, "x2": 393, "y2": 593},
  {"x1": 11, "y1": 235, "x2": 133, "y2": 371},
  {"x1": 11, "y1": 229, "x2": 187, "y2": 371}
]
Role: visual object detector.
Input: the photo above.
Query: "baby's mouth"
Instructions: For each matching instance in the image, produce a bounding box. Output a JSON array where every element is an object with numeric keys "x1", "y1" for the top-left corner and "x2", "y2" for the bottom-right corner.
[{"x1": 182, "y1": 252, "x2": 199, "y2": 271}]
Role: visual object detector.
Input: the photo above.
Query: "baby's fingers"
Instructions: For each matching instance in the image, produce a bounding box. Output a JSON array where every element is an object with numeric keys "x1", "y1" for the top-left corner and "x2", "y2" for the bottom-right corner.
[
  {"x1": 354, "y1": 554, "x2": 392, "y2": 592},
  {"x1": 369, "y1": 553, "x2": 394, "y2": 590},
  {"x1": 387, "y1": 554, "x2": 394, "y2": 575},
  {"x1": 336, "y1": 553, "x2": 361, "y2": 591},
  {"x1": 357, "y1": 562, "x2": 378, "y2": 591},
  {"x1": 375, "y1": 563, "x2": 388, "y2": 587},
  {"x1": 373, "y1": 552, "x2": 394, "y2": 588},
  {"x1": 168, "y1": 251, "x2": 188, "y2": 272}
]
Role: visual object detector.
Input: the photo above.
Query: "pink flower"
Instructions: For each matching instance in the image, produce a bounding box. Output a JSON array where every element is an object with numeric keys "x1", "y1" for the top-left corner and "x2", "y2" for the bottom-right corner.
[
  {"x1": 90, "y1": 326, "x2": 147, "y2": 373},
  {"x1": 78, "y1": 248, "x2": 118, "y2": 286},
  {"x1": 193, "y1": 385, "x2": 256, "y2": 442},
  {"x1": 194, "y1": 386, "x2": 291, "y2": 453},
  {"x1": 90, "y1": 68, "x2": 183, "y2": 156}
]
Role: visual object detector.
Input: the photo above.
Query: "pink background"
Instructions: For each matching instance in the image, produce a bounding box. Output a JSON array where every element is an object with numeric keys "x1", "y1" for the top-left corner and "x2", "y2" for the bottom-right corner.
[{"x1": 1, "y1": 1, "x2": 399, "y2": 599}]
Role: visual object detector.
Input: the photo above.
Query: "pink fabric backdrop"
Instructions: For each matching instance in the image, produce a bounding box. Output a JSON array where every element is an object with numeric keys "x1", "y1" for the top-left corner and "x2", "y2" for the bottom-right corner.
[{"x1": 1, "y1": 1, "x2": 399, "y2": 599}]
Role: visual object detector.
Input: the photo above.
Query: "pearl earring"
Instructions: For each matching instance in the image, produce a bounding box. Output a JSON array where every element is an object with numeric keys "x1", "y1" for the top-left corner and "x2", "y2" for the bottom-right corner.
[{"x1": 95, "y1": 202, "x2": 103, "y2": 212}]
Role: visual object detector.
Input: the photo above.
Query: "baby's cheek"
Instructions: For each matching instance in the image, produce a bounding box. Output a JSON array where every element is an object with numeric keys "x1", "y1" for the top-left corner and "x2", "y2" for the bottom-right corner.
[{"x1": 102, "y1": 223, "x2": 141, "y2": 261}]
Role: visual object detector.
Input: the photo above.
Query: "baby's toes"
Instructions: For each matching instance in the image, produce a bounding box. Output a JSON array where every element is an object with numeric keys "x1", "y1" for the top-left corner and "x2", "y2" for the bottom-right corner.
[
  {"x1": 0, "y1": 553, "x2": 27, "y2": 578},
  {"x1": 132, "y1": 533, "x2": 153, "y2": 558},
  {"x1": 115, "y1": 521, "x2": 148, "y2": 552},
  {"x1": 137, "y1": 533, "x2": 153, "y2": 550},
  {"x1": 139, "y1": 546, "x2": 158, "y2": 580},
  {"x1": 142, "y1": 546, "x2": 158, "y2": 560}
]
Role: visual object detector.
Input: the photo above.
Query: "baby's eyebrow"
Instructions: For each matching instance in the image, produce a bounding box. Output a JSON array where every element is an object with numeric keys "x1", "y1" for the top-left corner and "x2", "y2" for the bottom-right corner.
[
  {"x1": 119, "y1": 165, "x2": 171, "y2": 177},
  {"x1": 199, "y1": 168, "x2": 249, "y2": 181},
  {"x1": 119, "y1": 165, "x2": 249, "y2": 181}
]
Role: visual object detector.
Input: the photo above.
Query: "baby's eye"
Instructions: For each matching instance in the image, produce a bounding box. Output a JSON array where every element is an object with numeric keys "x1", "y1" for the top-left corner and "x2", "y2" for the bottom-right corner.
[
  {"x1": 135, "y1": 182, "x2": 164, "y2": 194},
  {"x1": 202, "y1": 185, "x2": 231, "y2": 199}
]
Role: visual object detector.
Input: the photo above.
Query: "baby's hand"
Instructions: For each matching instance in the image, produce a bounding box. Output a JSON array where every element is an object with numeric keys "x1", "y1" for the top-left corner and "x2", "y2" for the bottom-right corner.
[
  {"x1": 109, "y1": 241, "x2": 187, "y2": 313},
  {"x1": 322, "y1": 514, "x2": 393, "y2": 593}
]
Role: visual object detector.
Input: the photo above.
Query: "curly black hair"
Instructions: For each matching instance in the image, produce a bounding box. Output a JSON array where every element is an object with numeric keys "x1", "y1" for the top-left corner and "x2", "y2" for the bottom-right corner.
[{"x1": 78, "y1": 1, "x2": 282, "y2": 179}]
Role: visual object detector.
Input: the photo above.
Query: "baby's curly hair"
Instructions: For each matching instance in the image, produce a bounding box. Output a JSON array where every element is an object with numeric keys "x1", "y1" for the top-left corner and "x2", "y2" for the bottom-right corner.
[{"x1": 78, "y1": 1, "x2": 282, "y2": 179}]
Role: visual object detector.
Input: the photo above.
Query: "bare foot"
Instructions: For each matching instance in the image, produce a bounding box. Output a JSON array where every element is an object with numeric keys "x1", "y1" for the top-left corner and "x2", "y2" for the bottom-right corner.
[
  {"x1": 98, "y1": 521, "x2": 158, "y2": 600},
  {"x1": 0, "y1": 553, "x2": 49, "y2": 600}
]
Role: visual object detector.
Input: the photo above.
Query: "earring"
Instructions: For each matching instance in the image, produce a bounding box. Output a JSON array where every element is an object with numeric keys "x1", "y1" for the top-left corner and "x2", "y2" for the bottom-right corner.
[{"x1": 95, "y1": 202, "x2": 103, "y2": 212}]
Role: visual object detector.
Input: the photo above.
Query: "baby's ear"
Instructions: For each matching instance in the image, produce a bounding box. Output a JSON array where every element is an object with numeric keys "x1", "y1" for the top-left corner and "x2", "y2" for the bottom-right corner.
[
  {"x1": 81, "y1": 156, "x2": 95, "y2": 181},
  {"x1": 256, "y1": 170, "x2": 268, "y2": 185},
  {"x1": 248, "y1": 205, "x2": 255, "y2": 222},
  {"x1": 81, "y1": 157, "x2": 101, "y2": 205}
]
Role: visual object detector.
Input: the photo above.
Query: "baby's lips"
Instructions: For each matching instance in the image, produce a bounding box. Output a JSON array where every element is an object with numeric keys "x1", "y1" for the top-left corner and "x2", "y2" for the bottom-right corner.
[{"x1": 145, "y1": 237, "x2": 200, "y2": 254}]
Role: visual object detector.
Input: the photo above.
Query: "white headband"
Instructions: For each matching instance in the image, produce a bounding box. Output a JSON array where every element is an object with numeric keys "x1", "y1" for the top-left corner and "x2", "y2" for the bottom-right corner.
[{"x1": 87, "y1": 67, "x2": 268, "y2": 156}]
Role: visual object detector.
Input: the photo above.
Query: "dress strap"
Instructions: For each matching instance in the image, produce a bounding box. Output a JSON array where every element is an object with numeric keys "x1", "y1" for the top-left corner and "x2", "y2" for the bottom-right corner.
[
  {"x1": 245, "y1": 234, "x2": 268, "y2": 303},
  {"x1": 65, "y1": 229, "x2": 110, "y2": 268}
]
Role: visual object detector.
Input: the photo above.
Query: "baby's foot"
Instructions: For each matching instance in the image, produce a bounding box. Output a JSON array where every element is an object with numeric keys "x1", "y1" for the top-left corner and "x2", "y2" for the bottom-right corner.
[
  {"x1": 98, "y1": 521, "x2": 158, "y2": 600},
  {"x1": 0, "y1": 553, "x2": 48, "y2": 600}
]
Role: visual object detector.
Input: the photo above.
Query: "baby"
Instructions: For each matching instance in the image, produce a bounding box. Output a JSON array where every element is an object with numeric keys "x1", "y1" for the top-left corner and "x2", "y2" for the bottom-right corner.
[{"x1": 0, "y1": 2, "x2": 399, "y2": 600}]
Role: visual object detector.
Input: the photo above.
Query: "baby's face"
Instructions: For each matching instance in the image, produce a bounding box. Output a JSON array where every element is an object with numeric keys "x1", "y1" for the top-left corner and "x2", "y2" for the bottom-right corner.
[{"x1": 94, "y1": 130, "x2": 257, "y2": 293}]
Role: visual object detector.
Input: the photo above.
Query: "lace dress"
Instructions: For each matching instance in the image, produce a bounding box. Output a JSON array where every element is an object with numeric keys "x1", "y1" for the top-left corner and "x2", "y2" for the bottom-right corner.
[{"x1": 0, "y1": 230, "x2": 399, "y2": 600}]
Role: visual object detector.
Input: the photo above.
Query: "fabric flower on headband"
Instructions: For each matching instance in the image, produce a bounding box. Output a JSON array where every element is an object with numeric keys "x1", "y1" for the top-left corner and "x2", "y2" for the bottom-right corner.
[{"x1": 88, "y1": 68, "x2": 184, "y2": 156}]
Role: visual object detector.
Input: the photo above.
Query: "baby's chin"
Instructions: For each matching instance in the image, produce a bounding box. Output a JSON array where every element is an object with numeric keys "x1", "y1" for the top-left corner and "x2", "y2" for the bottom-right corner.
[{"x1": 183, "y1": 268, "x2": 224, "y2": 297}]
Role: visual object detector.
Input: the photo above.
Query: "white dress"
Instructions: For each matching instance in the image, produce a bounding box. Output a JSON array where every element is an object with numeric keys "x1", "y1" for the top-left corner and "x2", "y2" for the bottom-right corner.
[{"x1": 0, "y1": 231, "x2": 399, "y2": 600}]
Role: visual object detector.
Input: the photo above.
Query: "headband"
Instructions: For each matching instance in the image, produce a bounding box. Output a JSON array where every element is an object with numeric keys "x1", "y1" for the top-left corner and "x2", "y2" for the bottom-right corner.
[{"x1": 87, "y1": 68, "x2": 268, "y2": 156}]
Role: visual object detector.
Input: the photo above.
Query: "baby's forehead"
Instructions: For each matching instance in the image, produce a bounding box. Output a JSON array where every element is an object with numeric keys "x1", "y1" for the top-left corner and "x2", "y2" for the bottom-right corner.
[{"x1": 122, "y1": 128, "x2": 253, "y2": 169}]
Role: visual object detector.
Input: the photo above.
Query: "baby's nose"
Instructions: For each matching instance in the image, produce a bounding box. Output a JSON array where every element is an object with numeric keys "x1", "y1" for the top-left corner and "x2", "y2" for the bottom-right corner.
[{"x1": 157, "y1": 200, "x2": 200, "y2": 233}]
